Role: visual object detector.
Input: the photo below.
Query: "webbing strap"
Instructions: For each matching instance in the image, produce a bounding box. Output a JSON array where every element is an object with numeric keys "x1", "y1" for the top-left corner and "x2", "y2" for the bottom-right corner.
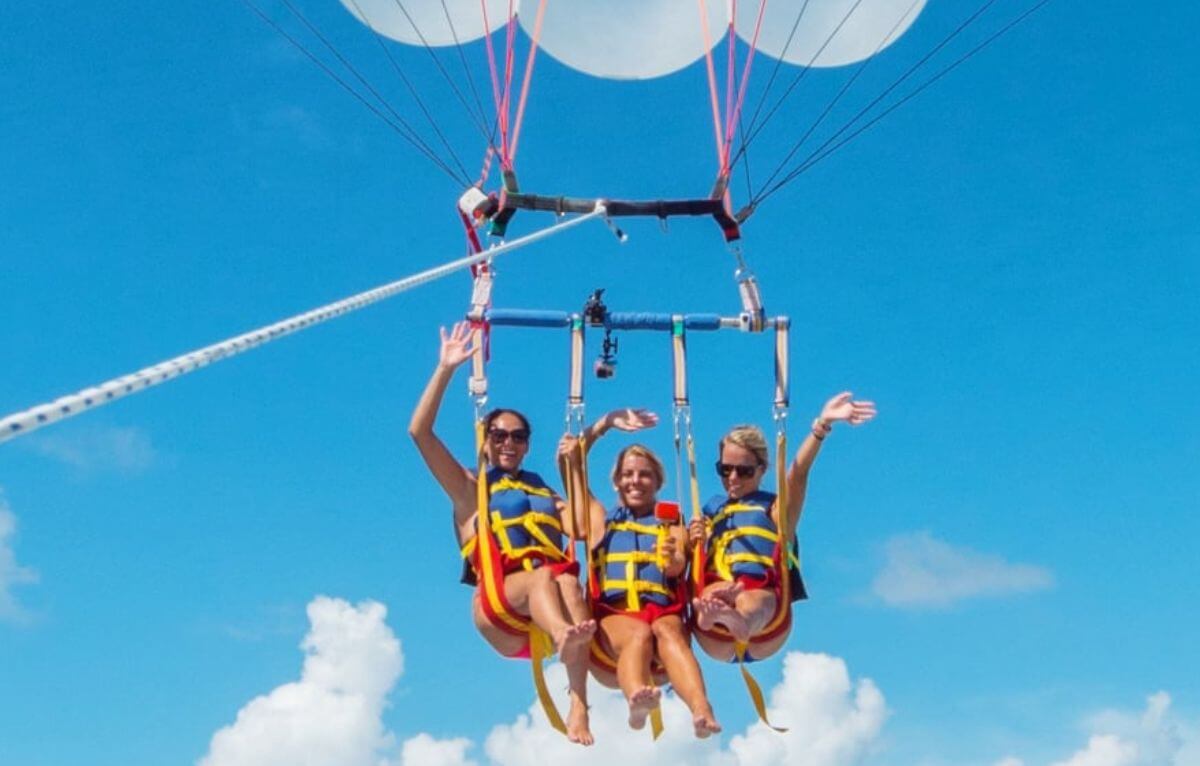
[
  {"x1": 650, "y1": 702, "x2": 664, "y2": 740},
  {"x1": 529, "y1": 625, "x2": 567, "y2": 734},
  {"x1": 474, "y1": 423, "x2": 526, "y2": 635},
  {"x1": 474, "y1": 419, "x2": 567, "y2": 736},
  {"x1": 735, "y1": 642, "x2": 787, "y2": 732}
]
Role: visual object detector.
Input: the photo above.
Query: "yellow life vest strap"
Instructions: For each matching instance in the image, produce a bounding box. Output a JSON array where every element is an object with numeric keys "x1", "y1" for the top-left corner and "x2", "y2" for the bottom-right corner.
[
  {"x1": 491, "y1": 510, "x2": 566, "y2": 561},
  {"x1": 708, "y1": 501, "x2": 769, "y2": 527},
  {"x1": 489, "y1": 475, "x2": 555, "y2": 498},
  {"x1": 710, "y1": 525, "x2": 779, "y2": 581},
  {"x1": 596, "y1": 549, "x2": 674, "y2": 611}
]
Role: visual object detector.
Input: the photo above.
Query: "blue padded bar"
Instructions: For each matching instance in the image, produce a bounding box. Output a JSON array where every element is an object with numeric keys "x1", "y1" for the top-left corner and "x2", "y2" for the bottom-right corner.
[
  {"x1": 484, "y1": 309, "x2": 573, "y2": 328},
  {"x1": 604, "y1": 312, "x2": 723, "y2": 331}
]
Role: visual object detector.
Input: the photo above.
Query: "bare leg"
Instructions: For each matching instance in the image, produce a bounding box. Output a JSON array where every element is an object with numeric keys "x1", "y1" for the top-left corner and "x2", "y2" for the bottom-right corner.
[
  {"x1": 555, "y1": 574, "x2": 595, "y2": 746},
  {"x1": 470, "y1": 593, "x2": 529, "y2": 657},
  {"x1": 600, "y1": 614, "x2": 661, "y2": 730},
  {"x1": 736, "y1": 588, "x2": 778, "y2": 639},
  {"x1": 651, "y1": 616, "x2": 721, "y2": 738},
  {"x1": 696, "y1": 590, "x2": 748, "y2": 643},
  {"x1": 505, "y1": 568, "x2": 595, "y2": 746}
]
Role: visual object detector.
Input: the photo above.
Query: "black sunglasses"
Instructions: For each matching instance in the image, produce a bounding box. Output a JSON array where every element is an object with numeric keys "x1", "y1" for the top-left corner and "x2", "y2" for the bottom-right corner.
[
  {"x1": 715, "y1": 461, "x2": 760, "y2": 478},
  {"x1": 488, "y1": 427, "x2": 530, "y2": 445}
]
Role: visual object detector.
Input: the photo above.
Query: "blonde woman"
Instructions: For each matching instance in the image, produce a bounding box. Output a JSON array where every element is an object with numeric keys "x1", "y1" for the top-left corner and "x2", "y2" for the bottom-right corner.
[
  {"x1": 563, "y1": 412, "x2": 721, "y2": 738},
  {"x1": 688, "y1": 392, "x2": 876, "y2": 662}
]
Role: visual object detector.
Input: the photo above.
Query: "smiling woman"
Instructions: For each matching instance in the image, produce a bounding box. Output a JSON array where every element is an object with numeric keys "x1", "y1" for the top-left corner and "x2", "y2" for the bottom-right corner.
[
  {"x1": 689, "y1": 392, "x2": 877, "y2": 665},
  {"x1": 407, "y1": 320, "x2": 598, "y2": 745}
]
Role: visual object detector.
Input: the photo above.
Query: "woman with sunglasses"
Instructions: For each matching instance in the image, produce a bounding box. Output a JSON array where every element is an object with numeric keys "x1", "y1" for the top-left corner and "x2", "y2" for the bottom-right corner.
[
  {"x1": 561, "y1": 421, "x2": 722, "y2": 739},
  {"x1": 409, "y1": 321, "x2": 598, "y2": 745},
  {"x1": 688, "y1": 392, "x2": 876, "y2": 663}
]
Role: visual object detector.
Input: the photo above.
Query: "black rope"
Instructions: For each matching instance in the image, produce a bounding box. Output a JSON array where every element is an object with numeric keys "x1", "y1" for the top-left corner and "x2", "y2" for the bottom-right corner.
[
  {"x1": 754, "y1": 0, "x2": 1056, "y2": 207},
  {"x1": 729, "y1": 0, "x2": 868, "y2": 167},
  {"x1": 277, "y1": 0, "x2": 470, "y2": 184},
  {"x1": 750, "y1": 0, "x2": 924, "y2": 200},
  {"x1": 438, "y1": 0, "x2": 498, "y2": 149},
  {"x1": 344, "y1": 0, "x2": 472, "y2": 182},
  {"x1": 737, "y1": 0, "x2": 812, "y2": 148},
  {"x1": 240, "y1": 0, "x2": 465, "y2": 184},
  {"x1": 389, "y1": 0, "x2": 499, "y2": 151}
]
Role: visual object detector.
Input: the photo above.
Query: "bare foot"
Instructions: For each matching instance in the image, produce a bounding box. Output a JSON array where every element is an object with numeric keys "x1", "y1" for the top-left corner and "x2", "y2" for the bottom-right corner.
[
  {"x1": 710, "y1": 581, "x2": 744, "y2": 607},
  {"x1": 555, "y1": 620, "x2": 597, "y2": 662},
  {"x1": 693, "y1": 595, "x2": 751, "y2": 643},
  {"x1": 627, "y1": 686, "x2": 662, "y2": 730},
  {"x1": 693, "y1": 705, "x2": 722, "y2": 739},
  {"x1": 566, "y1": 699, "x2": 593, "y2": 746}
]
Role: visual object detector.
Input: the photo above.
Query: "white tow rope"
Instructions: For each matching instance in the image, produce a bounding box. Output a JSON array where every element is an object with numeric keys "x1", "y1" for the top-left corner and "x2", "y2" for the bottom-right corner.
[{"x1": 0, "y1": 207, "x2": 607, "y2": 444}]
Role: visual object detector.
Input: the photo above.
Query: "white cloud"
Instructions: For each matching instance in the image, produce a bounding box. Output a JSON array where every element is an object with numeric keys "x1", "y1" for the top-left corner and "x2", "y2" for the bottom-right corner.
[
  {"x1": 399, "y1": 733, "x2": 478, "y2": 766},
  {"x1": 478, "y1": 651, "x2": 884, "y2": 766},
  {"x1": 26, "y1": 425, "x2": 156, "y2": 475},
  {"x1": 995, "y1": 692, "x2": 1199, "y2": 766},
  {"x1": 726, "y1": 653, "x2": 888, "y2": 766},
  {"x1": 0, "y1": 495, "x2": 39, "y2": 623},
  {"x1": 871, "y1": 531, "x2": 1054, "y2": 608},
  {"x1": 199, "y1": 596, "x2": 403, "y2": 766},
  {"x1": 1050, "y1": 735, "x2": 1139, "y2": 766}
]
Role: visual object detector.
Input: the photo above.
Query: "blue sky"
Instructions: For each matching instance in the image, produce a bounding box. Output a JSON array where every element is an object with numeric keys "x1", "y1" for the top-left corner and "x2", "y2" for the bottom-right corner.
[{"x1": 1, "y1": 2, "x2": 1197, "y2": 765}]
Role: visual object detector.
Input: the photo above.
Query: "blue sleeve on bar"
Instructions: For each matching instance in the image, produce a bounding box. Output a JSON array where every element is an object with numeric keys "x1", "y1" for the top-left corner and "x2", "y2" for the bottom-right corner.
[
  {"x1": 604, "y1": 313, "x2": 723, "y2": 331},
  {"x1": 484, "y1": 309, "x2": 572, "y2": 328},
  {"x1": 684, "y1": 314, "x2": 723, "y2": 331}
]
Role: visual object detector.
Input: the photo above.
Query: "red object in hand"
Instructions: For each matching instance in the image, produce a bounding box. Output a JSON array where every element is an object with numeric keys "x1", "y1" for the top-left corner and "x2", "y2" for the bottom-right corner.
[{"x1": 654, "y1": 501, "x2": 681, "y2": 524}]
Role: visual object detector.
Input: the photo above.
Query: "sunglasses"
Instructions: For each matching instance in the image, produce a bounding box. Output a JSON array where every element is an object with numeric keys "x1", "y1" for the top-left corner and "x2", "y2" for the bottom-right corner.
[
  {"x1": 715, "y1": 461, "x2": 760, "y2": 478},
  {"x1": 488, "y1": 427, "x2": 530, "y2": 445}
]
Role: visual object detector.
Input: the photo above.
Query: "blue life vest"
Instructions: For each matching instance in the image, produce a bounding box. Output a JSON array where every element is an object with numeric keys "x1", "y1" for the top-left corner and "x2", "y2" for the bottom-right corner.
[
  {"x1": 460, "y1": 468, "x2": 565, "y2": 583},
  {"x1": 703, "y1": 490, "x2": 781, "y2": 580},
  {"x1": 595, "y1": 506, "x2": 678, "y2": 610}
]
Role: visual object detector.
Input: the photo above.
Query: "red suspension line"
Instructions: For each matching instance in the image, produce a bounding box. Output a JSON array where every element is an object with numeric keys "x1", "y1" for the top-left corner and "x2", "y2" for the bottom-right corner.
[
  {"x1": 480, "y1": 0, "x2": 505, "y2": 155},
  {"x1": 497, "y1": 1, "x2": 520, "y2": 170},
  {"x1": 722, "y1": 0, "x2": 768, "y2": 171},
  {"x1": 698, "y1": 0, "x2": 725, "y2": 168},
  {"x1": 508, "y1": 0, "x2": 548, "y2": 165},
  {"x1": 723, "y1": 1, "x2": 738, "y2": 161}
]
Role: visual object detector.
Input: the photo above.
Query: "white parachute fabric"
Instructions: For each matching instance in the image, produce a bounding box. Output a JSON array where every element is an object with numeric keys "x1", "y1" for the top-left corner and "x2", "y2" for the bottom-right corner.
[
  {"x1": 521, "y1": 0, "x2": 726, "y2": 80},
  {"x1": 736, "y1": 0, "x2": 928, "y2": 68},
  {"x1": 337, "y1": 0, "x2": 512, "y2": 47},
  {"x1": 337, "y1": 0, "x2": 927, "y2": 76}
]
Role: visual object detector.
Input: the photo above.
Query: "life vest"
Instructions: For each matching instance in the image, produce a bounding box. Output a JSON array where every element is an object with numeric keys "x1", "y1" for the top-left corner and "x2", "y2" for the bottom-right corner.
[
  {"x1": 594, "y1": 506, "x2": 681, "y2": 611},
  {"x1": 701, "y1": 489, "x2": 807, "y2": 602},
  {"x1": 461, "y1": 467, "x2": 568, "y2": 582}
]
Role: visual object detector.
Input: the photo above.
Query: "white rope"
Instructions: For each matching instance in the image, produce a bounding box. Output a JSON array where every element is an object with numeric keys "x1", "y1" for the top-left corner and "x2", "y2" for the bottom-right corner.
[{"x1": 1, "y1": 207, "x2": 607, "y2": 444}]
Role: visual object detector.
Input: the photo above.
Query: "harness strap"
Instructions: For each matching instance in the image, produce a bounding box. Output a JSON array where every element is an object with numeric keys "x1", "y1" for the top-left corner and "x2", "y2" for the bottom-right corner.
[
  {"x1": 735, "y1": 642, "x2": 787, "y2": 733},
  {"x1": 473, "y1": 419, "x2": 567, "y2": 736}
]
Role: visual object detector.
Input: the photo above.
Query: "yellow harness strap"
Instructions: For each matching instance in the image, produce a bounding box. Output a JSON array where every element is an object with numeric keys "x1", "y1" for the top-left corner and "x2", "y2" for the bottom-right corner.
[
  {"x1": 650, "y1": 700, "x2": 664, "y2": 740},
  {"x1": 728, "y1": 429, "x2": 792, "y2": 733},
  {"x1": 473, "y1": 420, "x2": 567, "y2": 736}
]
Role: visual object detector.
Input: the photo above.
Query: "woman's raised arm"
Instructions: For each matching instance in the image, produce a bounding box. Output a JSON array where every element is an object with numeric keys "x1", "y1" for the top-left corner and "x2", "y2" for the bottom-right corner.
[
  {"x1": 783, "y1": 391, "x2": 876, "y2": 530},
  {"x1": 409, "y1": 322, "x2": 480, "y2": 524}
]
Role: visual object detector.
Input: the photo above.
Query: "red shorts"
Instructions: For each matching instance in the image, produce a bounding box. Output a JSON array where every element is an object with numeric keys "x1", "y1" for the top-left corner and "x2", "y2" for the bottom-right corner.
[
  {"x1": 594, "y1": 598, "x2": 684, "y2": 625},
  {"x1": 704, "y1": 568, "x2": 778, "y2": 593}
]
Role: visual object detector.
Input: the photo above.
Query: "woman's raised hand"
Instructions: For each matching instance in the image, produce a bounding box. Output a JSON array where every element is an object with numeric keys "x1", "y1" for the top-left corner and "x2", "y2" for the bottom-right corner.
[
  {"x1": 557, "y1": 434, "x2": 582, "y2": 464},
  {"x1": 820, "y1": 392, "x2": 877, "y2": 427},
  {"x1": 605, "y1": 408, "x2": 659, "y2": 433},
  {"x1": 438, "y1": 321, "x2": 479, "y2": 369}
]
